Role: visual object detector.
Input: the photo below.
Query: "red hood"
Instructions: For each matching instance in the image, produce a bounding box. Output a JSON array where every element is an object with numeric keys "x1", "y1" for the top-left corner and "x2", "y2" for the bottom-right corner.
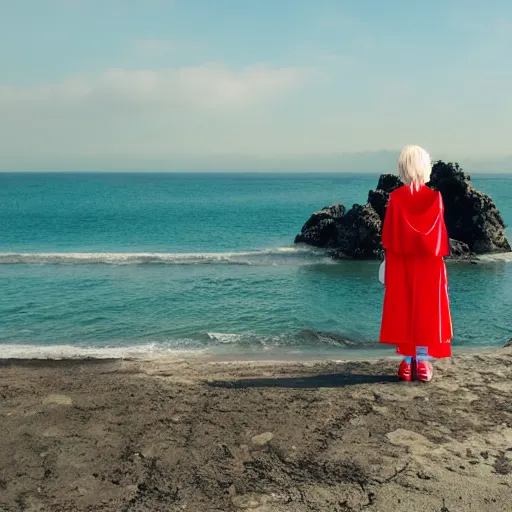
[{"x1": 382, "y1": 185, "x2": 449, "y2": 257}]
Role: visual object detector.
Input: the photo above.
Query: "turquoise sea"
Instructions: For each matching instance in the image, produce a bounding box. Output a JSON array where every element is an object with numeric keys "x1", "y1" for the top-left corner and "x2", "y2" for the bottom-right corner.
[{"x1": 0, "y1": 172, "x2": 511, "y2": 359}]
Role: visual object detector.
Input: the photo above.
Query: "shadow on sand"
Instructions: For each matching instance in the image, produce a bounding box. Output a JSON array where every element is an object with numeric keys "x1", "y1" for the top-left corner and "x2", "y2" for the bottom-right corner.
[{"x1": 208, "y1": 372, "x2": 398, "y2": 389}]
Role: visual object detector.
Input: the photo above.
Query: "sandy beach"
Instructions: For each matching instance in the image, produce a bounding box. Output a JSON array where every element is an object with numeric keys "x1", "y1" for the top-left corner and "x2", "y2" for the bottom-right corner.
[{"x1": 1, "y1": 350, "x2": 512, "y2": 512}]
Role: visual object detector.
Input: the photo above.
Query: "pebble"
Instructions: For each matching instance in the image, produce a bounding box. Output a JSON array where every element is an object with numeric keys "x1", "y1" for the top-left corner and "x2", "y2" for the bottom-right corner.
[{"x1": 251, "y1": 432, "x2": 274, "y2": 446}]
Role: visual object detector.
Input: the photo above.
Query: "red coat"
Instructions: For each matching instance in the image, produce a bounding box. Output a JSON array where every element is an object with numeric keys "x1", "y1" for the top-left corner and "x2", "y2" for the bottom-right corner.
[{"x1": 379, "y1": 185, "x2": 452, "y2": 358}]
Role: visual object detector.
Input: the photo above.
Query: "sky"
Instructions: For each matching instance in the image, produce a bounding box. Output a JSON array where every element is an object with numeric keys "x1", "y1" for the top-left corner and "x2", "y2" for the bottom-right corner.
[{"x1": 1, "y1": 0, "x2": 511, "y2": 171}]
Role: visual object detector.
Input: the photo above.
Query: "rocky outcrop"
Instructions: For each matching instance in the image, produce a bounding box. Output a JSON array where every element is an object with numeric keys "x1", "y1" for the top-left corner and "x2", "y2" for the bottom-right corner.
[
  {"x1": 295, "y1": 161, "x2": 510, "y2": 260},
  {"x1": 295, "y1": 204, "x2": 382, "y2": 259},
  {"x1": 367, "y1": 174, "x2": 403, "y2": 221},
  {"x1": 294, "y1": 204, "x2": 346, "y2": 249},
  {"x1": 429, "y1": 162, "x2": 511, "y2": 254},
  {"x1": 448, "y1": 239, "x2": 473, "y2": 260},
  {"x1": 329, "y1": 205, "x2": 383, "y2": 259}
]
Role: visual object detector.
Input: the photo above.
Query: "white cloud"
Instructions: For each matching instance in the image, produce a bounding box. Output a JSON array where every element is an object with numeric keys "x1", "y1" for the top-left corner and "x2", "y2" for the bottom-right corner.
[
  {"x1": 0, "y1": 55, "x2": 511, "y2": 171},
  {"x1": 0, "y1": 63, "x2": 308, "y2": 168},
  {"x1": 0, "y1": 63, "x2": 304, "y2": 111}
]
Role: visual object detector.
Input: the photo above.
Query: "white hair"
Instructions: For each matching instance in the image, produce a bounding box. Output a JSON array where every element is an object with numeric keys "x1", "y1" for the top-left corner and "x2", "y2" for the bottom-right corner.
[{"x1": 397, "y1": 145, "x2": 432, "y2": 191}]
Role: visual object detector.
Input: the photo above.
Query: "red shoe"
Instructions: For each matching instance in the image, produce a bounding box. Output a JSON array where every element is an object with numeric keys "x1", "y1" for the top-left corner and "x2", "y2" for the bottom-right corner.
[
  {"x1": 398, "y1": 360, "x2": 412, "y2": 381},
  {"x1": 416, "y1": 360, "x2": 434, "y2": 382}
]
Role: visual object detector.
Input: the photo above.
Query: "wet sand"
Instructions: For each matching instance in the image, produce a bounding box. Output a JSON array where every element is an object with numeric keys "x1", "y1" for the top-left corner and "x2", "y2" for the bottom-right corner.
[{"x1": 1, "y1": 349, "x2": 511, "y2": 511}]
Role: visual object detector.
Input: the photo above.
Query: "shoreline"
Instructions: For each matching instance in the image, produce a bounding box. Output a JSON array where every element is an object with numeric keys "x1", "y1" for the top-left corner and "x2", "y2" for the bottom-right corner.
[
  {"x1": 0, "y1": 342, "x2": 504, "y2": 364},
  {"x1": 1, "y1": 349, "x2": 511, "y2": 511},
  {"x1": 0, "y1": 246, "x2": 511, "y2": 263}
]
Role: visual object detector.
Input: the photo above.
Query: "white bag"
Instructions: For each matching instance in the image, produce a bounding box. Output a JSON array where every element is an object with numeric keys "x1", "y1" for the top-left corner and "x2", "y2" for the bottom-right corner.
[{"x1": 378, "y1": 258, "x2": 385, "y2": 285}]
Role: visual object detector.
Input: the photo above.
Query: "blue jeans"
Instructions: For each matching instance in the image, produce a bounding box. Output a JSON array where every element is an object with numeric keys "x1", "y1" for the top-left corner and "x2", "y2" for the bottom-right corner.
[{"x1": 404, "y1": 346, "x2": 431, "y2": 363}]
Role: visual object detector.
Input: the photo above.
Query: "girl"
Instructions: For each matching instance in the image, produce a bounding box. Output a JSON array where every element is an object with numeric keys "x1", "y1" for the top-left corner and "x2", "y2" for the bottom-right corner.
[{"x1": 380, "y1": 146, "x2": 453, "y2": 382}]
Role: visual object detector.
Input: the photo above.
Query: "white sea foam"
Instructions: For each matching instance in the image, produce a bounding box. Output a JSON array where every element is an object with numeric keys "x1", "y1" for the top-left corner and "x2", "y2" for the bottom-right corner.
[
  {"x1": 3, "y1": 247, "x2": 508, "y2": 265},
  {"x1": 207, "y1": 333, "x2": 244, "y2": 344},
  {"x1": 0, "y1": 246, "x2": 330, "y2": 266},
  {"x1": 476, "y1": 252, "x2": 512, "y2": 263},
  {"x1": 0, "y1": 343, "x2": 203, "y2": 360},
  {"x1": 0, "y1": 340, "x2": 496, "y2": 362}
]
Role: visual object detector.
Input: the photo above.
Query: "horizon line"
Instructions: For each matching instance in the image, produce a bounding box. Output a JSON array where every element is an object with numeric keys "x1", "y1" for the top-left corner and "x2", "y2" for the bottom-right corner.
[{"x1": 1, "y1": 169, "x2": 511, "y2": 176}]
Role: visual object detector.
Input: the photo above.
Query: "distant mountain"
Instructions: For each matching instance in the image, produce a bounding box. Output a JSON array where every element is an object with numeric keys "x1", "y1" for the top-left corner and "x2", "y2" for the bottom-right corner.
[
  {"x1": 0, "y1": 151, "x2": 400, "y2": 173},
  {"x1": 461, "y1": 155, "x2": 512, "y2": 174},
  {"x1": 1, "y1": 151, "x2": 511, "y2": 173}
]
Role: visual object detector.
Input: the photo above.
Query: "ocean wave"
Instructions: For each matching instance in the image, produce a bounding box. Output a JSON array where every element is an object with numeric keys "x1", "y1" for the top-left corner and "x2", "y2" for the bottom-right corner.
[
  {"x1": 0, "y1": 331, "x2": 380, "y2": 361},
  {"x1": 2, "y1": 247, "x2": 510, "y2": 265},
  {"x1": 476, "y1": 252, "x2": 512, "y2": 263},
  {"x1": 206, "y1": 330, "x2": 376, "y2": 349},
  {"x1": 0, "y1": 246, "x2": 331, "y2": 266},
  {"x1": 207, "y1": 332, "x2": 244, "y2": 344},
  {"x1": 0, "y1": 343, "x2": 203, "y2": 360}
]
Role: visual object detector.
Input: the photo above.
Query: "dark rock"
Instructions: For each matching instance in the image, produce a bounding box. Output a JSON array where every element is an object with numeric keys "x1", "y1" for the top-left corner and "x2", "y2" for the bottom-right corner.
[
  {"x1": 295, "y1": 160, "x2": 510, "y2": 259},
  {"x1": 333, "y1": 205, "x2": 383, "y2": 259},
  {"x1": 294, "y1": 204, "x2": 346, "y2": 248},
  {"x1": 376, "y1": 174, "x2": 403, "y2": 193},
  {"x1": 448, "y1": 239, "x2": 473, "y2": 260},
  {"x1": 295, "y1": 203, "x2": 382, "y2": 259},
  {"x1": 503, "y1": 339, "x2": 512, "y2": 348},
  {"x1": 367, "y1": 189, "x2": 389, "y2": 221},
  {"x1": 429, "y1": 161, "x2": 511, "y2": 254},
  {"x1": 369, "y1": 174, "x2": 404, "y2": 221}
]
